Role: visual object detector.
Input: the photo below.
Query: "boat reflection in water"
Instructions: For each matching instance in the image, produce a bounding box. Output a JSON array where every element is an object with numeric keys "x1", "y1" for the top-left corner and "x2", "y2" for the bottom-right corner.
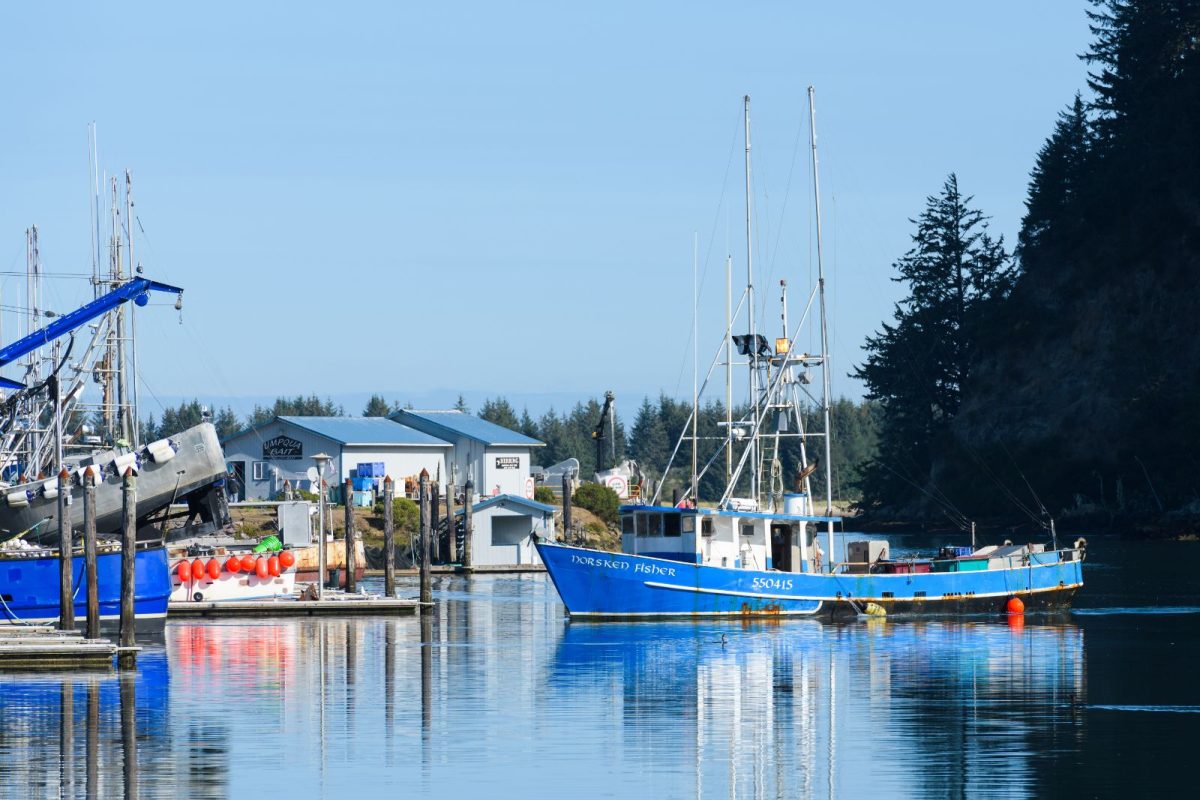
[
  {"x1": 0, "y1": 649, "x2": 173, "y2": 799},
  {"x1": 551, "y1": 618, "x2": 1085, "y2": 799}
]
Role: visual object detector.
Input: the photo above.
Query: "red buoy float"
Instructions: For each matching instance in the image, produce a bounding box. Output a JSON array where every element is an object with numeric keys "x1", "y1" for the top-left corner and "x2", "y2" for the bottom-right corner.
[
  {"x1": 255, "y1": 557, "x2": 269, "y2": 579},
  {"x1": 206, "y1": 558, "x2": 222, "y2": 580},
  {"x1": 191, "y1": 559, "x2": 206, "y2": 581},
  {"x1": 278, "y1": 550, "x2": 295, "y2": 569},
  {"x1": 176, "y1": 561, "x2": 191, "y2": 583},
  {"x1": 1006, "y1": 596, "x2": 1025, "y2": 615},
  {"x1": 226, "y1": 556, "x2": 241, "y2": 573},
  {"x1": 267, "y1": 555, "x2": 281, "y2": 577},
  {"x1": 241, "y1": 554, "x2": 257, "y2": 572}
]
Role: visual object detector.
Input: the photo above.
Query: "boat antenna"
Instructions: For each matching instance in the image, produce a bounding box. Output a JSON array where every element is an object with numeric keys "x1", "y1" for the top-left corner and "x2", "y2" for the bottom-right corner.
[
  {"x1": 808, "y1": 86, "x2": 836, "y2": 570},
  {"x1": 126, "y1": 170, "x2": 141, "y2": 448},
  {"x1": 725, "y1": 253, "x2": 733, "y2": 486}
]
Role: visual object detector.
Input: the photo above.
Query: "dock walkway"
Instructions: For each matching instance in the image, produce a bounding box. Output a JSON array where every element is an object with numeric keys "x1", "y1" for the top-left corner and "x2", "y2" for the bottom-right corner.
[
  {"x1": 168, "y1": 596, "x2": 422, "y2": 619},
  {"x1": 0, "y1": 626, "x2": 120, "y2": 670}
]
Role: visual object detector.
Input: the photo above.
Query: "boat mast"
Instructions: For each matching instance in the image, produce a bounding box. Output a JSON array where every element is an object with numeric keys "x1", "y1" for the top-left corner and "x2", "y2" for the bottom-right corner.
[
  {"x1": 808, "y1": 86, "x2": 835, "y2": 570},
  {"x1": 691, "y1": 232, "x2": 699, "y2": 504},
  {"x1": 744, "y1": 95, "x2": 759, "y2": 505},
  {"x1": 126, "y1": 170, "x2": 140, "y2": 448},
  {"x1": 725, "y1": 254, "x2": 733, "y2": 486}
]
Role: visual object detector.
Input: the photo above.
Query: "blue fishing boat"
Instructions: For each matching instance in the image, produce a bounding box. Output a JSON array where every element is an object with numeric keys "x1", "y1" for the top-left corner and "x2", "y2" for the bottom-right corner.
[
  {"x1": 537, "y1": 92, "x2": 1085, "y2": 620},
  {"x1": 0, "y1": 545, "x2": 170, "y2": 631}
]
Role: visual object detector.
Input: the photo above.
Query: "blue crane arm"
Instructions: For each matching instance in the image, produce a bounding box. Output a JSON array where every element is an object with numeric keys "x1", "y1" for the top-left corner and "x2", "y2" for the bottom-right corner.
[{"x1": 0, "y1": 277, "x2": 183, "y2": 389}]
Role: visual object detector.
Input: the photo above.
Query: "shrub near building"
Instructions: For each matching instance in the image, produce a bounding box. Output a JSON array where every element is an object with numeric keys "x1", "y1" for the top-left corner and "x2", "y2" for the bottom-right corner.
[{"x1": 572, "y1": 483, "x2": 620, "y2": 526}]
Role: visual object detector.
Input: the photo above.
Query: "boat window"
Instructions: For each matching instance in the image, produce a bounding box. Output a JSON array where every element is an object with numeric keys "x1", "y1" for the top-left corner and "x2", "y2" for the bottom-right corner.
[
  {"x1": 663, "y1": 514, "x2": 681, "y2": 537},
  {"x1": 621, "y1": 515, "x2": 635, "y2": 535},
  {"x1": 646, "y1": 513, "x2": 662, "y2": 536},
  {"x1": 681, "y1": 515, "x2": 696, "y2": 534},
  {"x1": 741, "y1": 524, "x2": 755, "y2": 538},
  {"x1": 701, "y1": 518, "x2": 714, "y2": 537}
]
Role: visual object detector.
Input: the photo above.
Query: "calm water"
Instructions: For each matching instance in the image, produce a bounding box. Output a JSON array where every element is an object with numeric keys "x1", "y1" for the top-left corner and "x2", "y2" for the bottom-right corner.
[{"x1": 1, "y1": 534, "x2": 1197, "y2": 799}]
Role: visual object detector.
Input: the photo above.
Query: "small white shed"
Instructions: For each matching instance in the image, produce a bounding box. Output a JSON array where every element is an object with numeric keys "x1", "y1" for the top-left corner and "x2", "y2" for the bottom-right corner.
[{"x1": 462, "y1": 494, "x2": 557, "y2": 567}]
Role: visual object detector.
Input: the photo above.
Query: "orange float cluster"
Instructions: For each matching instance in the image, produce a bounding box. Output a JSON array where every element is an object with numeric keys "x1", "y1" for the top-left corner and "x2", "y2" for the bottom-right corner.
[{"x1": 174, "y1": 550, "x2": 295, "y2": 583}]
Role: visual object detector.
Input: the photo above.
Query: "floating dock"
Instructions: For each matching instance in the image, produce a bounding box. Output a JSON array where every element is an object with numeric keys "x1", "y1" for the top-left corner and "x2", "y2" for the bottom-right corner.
[
  {"x1": 0, "y1": 626, "x2": 122, "y2": 670},
  {"x1": 168, "y1": 596, "x2": 423, "y2": 619}
]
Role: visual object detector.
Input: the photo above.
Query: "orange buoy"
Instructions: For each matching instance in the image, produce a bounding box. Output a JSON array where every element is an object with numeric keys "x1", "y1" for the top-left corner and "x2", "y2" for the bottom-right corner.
[
  {"x1": 206, "y1": 558, "x2": 222, "y2": 580},
  {"x1": 240, "y1": 554, "x2": 257, "y2": 572},
  {"x1": 267, "y1": 555, "x2": 281, "y2": 577},
  {"x1": 278, "y1": 550, "x2": 295, "y2": 569},
  {"x1": 255, "y1": 557, "x2": 269, "y2": 579},
  {"x1": 176, "y1": 561, "x2": 191, "y2": 583},
  {"x1": 1006, "y1": 596, "x2": 1025, "y2": 615},
  {"x1": 191, "y1": 559, "x2": 206, "y2": 581},
  {"x1": 226, "y1": 556, "x2": 242, "y2": 573}
]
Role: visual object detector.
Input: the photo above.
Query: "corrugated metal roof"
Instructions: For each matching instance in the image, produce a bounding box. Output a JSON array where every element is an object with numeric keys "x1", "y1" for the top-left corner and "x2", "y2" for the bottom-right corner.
[
  {"x1": 393, "y1": 410, "x2": 544, "y2": 447},
  {"x1": 457, "y1": 494, "x2": 558, "y2": 515},
  {"x1": 278, "y1": 416, "x2": 451, "y2": 447}
]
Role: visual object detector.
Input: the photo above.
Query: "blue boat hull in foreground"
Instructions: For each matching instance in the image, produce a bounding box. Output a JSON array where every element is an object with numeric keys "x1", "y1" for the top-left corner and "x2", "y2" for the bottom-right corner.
[
  {"x1": 0, "y1": 545, "x2": 170, "y2": 632},
  {"x1": 536, "y1": 541, "x2": 1082, "y2": 620}
]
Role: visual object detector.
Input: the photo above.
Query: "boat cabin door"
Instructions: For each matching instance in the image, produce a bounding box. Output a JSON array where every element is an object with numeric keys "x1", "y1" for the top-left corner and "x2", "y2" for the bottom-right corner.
[{"x1": 771, "y1": 524, "x2": 795, "y2": 572}]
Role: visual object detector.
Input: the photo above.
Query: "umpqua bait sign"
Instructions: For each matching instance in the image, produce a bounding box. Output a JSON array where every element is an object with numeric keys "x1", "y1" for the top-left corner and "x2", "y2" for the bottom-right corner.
[{"x1": 263, "y1": 435, "x2": 303, "y2": 460}]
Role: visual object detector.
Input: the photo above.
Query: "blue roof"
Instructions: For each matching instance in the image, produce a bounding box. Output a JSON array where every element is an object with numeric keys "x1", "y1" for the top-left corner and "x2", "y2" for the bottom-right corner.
[
  {"x1": 278, "y1": 417, "x2": 451, "y2": 447},
  {"x1": 458, "y1": 494, "x2": 557, "y2": 515},
  {"x1": 393, "y1": 410, "x2": 544, "y2": 447}
]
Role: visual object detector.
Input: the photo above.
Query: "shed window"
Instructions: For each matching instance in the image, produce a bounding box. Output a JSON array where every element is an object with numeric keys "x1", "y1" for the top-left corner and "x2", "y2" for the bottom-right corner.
[{"x1": 663, "y1": 514, "x2": 681, "y2": 537}]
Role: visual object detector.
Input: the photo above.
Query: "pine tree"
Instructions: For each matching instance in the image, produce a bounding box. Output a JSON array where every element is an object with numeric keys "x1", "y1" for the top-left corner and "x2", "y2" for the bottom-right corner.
[
  {"x1": 453, "y1": 394, "x2": 469, "y2": 413},
  {"x1": 628, "y1": 398, "x2": 669, "y2": 478},
  {"x1": 479, "y1": 397, "x2": 520, "y2": 430},
  {"x1": 855, "y1": 175, "x2": 1012, "y2": 512},
  {"x1": 1018, "y1": 94, "x2": 1092, "y2": 258},
  {"x1": 362, "y1": 394, "x2": 393, "y2": 417}
]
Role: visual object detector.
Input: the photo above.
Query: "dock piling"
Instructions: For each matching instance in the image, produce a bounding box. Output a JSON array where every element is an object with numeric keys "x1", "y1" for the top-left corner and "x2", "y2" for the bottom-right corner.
[
  {"x1": 462, "y1": 480, "x2": 474, "y2": 569},
  {"x1": 119, "y1": 469, "x2": 136, "y2": 669},
  {"x1": 431, "y1": 482, "x2": 441, "y2": 563},
  {"x1": 562, "y1": 473, "x2": 574, "y2": 543},
  {"x1": 419, "y1": 469, "x2": 432, "y2": 607},
  {"x1": 343, "y1": 478, "x2": 357, "y2": 594},
  {"x1": 58, "y1": 468, "x2": 75, "y2": 631},
  {"x1": 383, "y1": 476, "x2": 395, "y2": 598},
  {"x1": 83, "y1": 468, "x2": 100, "y2": 639},
  {"x1": 446, "y1": 482, "x2": 457, "y2": 564}
]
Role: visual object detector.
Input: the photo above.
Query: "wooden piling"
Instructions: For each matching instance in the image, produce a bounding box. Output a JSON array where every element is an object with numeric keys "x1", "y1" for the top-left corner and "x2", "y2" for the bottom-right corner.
[
  {"x1": 83, "y1": 468, "x2": 100, "y2": 640},
  {"x1": 119, "y1": 469, "x2": 136, "y2": 668},
  {"x1": 431, "y1": 482, "x2": 441, "y2": 563},
  {"x1": 383, "y1": 476, "x2": 395, "y2": 598},
  {"x1": 446, "y1": 482, "x2": 457, "y2": 564},
  {"x1": 57, "y1": 468, "x2": 75, "y2": 631},
  {"x1": 419, "y1": 470, "x2": 432, "y2": 607},
  {"x1": 462, "y1": 479, "x2": 474, "y2": 569},
  {"x1": 343, "y1": 478, "x2": 357, "y2": 594},
  {"x1": 562, "y1": 473, "x2": 574, "y2": 542}
]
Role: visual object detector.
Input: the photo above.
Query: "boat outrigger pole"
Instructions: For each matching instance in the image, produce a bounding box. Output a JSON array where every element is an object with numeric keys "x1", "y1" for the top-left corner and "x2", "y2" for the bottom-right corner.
[{"x1": 0, "y1": 277, "x2": 183, "y2": 390}]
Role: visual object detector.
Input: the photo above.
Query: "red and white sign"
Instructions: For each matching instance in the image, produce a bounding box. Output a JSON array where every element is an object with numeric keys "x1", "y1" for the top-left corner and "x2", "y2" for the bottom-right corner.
[
  {"x1": 524, "y1": 477, "x2": 536, "y2": 499},
  {"x1": 605, "y1": 475, "x2": 628, "y2": 498}
]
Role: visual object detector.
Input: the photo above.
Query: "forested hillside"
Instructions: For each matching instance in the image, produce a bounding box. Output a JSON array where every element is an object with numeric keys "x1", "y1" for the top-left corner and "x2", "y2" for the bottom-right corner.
[{"x1": 858, "y1": 0, "x2": 1200, "y2": 530}]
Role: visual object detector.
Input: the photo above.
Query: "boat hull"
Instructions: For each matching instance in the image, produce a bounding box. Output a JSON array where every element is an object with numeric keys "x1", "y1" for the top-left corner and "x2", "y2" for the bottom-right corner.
[
  {"x1": 0, "y1": 423, "x2": 228, "y2": 540},
  {"x1": 536, "y1": 541, "x2": 1082, "y2": 621},
  {"x1": 0, "y1": 545, "x2": 170, "y2": 632}
]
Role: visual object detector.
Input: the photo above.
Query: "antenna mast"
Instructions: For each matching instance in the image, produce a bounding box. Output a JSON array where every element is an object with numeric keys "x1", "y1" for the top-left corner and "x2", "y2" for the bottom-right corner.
[{"x1": 808, "y1": 86, "x2": 836, "y2": 569}]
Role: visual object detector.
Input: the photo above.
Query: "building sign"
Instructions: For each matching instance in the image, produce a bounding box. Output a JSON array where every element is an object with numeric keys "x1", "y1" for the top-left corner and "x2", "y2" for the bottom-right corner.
[
  {"x1": 263, "y1": 435, "x2": 303, "y2": 460},
  {"x1": 495, "y1": 456, "x2": 519, "y2": 470}
]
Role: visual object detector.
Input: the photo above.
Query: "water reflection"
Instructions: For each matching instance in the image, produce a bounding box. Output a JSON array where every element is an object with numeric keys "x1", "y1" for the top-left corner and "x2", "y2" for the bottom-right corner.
[{"x1": 551, "y1": 618, "x2": 1085, "y2": 799}]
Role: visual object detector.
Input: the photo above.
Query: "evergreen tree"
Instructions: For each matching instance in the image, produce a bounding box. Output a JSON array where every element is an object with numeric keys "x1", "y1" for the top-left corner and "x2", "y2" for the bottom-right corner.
[
  {"x1": 1018, "y1": 94, "x2": 1092, "y2": 257},
  {"x1": 247, "y1": 395, "x2": 344, "y2": 427},
  {"x1": 362, "y1": 394, "x2": 394, "y2": 417},
  {"x1": 519, "y1": 408, "x2": 539, "y2": 441},
  {"x1": 855, "y1": 175, "x2": 1012, "y2": 512},
  {"x1": 479, "y1": 397, "x2": 520, "y2": 430},
  {"x1": 628, "y1": 398, "x2": 668, "y2": 477},
  {"x1": 453, "y1": 394, "x2": 469, "y2": 413}
]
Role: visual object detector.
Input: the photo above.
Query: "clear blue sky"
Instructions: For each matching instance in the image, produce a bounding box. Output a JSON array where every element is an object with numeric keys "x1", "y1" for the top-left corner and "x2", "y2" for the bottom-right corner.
[{"x1": 0, "y1": 1, "x2": 1094, "y2": 417}]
